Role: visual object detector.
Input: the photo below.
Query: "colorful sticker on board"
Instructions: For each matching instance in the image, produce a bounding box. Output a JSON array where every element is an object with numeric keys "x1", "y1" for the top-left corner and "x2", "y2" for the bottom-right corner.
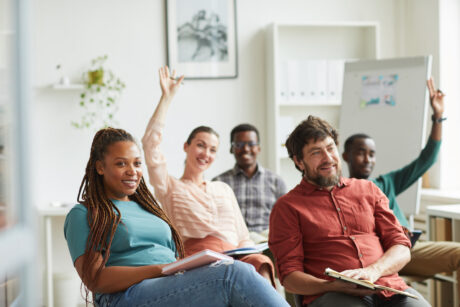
[{"x1": 360, "y1": 74, "x2": 398, "y2": 108}]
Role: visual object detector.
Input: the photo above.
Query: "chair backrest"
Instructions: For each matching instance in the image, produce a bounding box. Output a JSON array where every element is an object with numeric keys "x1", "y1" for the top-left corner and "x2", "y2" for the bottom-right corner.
[{"x1": 294, "y1": 294, "x2": 303, "y2": 307}]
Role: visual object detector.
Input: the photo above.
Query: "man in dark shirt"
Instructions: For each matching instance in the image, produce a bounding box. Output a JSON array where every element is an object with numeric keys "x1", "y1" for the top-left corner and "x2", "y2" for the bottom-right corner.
[
  {"x1": 213, "y1": 124, "x2": 286, "y2": 241},
  {"x1": 342, "y1": 78, "x2": 460, "y2": 282},
  {"x1": 269, "y1": 115, "x2": 429, "y2": 306}
]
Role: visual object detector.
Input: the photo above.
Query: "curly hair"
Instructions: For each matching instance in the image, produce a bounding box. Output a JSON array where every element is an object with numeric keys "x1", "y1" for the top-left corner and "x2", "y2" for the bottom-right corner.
[
  {"x1": 230, "y1": 123, "x2": 259, "y2": 144},
  {"x1": 285, "y1": 115, "x2": 338, "y2": 173}
]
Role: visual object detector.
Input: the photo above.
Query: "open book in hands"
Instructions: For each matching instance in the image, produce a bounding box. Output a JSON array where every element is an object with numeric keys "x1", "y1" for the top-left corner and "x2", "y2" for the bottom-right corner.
[
  {"x1": 162, "y1": 249, "x2": 233, "y2": 275},
  {"x1": 324, "y1": 268, "x2": 418, "y2": 299},
  {"x1": 223, "y1": 242, "x2": 269, "y2": 257}
]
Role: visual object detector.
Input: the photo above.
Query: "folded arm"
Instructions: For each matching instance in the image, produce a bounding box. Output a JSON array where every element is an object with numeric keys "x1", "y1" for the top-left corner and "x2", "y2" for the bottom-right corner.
[
  {"x1": 340, "y1": 244, "x2": 410, "y2": 283},
  {"x1": 74, "y1": 253, "x2": 167, "y2": 294},
  {"x1": 284, "y1": 244, "x2": 409, "y2": 296},
  {"x1": 283, "y1": 270, "x2": 377, "y2": 296},
  {"x1": 341, "y1": 184, "x2": 411, "y2": 283}
]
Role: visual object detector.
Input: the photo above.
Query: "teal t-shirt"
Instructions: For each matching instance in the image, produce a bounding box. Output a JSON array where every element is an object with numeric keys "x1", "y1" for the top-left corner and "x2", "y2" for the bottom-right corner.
[
  {"x1": 371, "y1": 138, "x2": 441, "y2": 228},
  {"x1": 64, "y1": 200, "x2": 177, "y2": 267}
]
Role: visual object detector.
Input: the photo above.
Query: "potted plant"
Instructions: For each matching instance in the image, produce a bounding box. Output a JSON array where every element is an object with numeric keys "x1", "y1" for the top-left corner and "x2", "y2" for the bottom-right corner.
[{"x1": 72, "y1": 55, "x2": 126, "y2": 129}]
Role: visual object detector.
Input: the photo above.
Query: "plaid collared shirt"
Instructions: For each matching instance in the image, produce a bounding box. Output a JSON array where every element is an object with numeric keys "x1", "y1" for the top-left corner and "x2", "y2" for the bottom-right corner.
[{"x1": 213, "y1": 164, "x2": 286, "y2": 233}]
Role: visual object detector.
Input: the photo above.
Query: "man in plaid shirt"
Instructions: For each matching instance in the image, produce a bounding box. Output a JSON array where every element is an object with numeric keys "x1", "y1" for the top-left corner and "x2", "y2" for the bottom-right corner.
[{"x1": 213, "y1": 124, "x2": 286, "y2": 239}]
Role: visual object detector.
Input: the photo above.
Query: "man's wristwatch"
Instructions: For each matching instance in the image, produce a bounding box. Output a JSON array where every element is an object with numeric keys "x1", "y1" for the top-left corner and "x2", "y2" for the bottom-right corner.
[{"x1": 432, "y1": 115, "x2": 447, "y2": 123}]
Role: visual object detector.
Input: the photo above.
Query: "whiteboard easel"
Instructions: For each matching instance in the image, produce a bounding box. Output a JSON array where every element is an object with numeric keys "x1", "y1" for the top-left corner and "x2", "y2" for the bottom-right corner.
[{"x1": 339, "y1": 56, "x2": 432, "y2": 220}]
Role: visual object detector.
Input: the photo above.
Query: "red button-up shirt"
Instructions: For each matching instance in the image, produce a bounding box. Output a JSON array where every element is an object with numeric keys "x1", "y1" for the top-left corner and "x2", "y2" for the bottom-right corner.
[{"x1": 269, "y1": 177, "x2": 410, "y2": 305}]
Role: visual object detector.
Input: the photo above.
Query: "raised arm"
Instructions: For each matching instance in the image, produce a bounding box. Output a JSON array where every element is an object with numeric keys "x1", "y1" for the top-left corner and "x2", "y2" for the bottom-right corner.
[
  {"x1": 427, "y1": 77, "x2": 445, "y2": 141},
  {"x1": 141, "y1": 67, "x2": 184, "y2": 202},
  {"x1": 143, "y1": 66, "x2": 184, "y2": 131},
  {"x1": 384, "y1": 78, "x2": 444, "y2": 195},
  {"x1": 74, "y1": 253, "x2": 166, "y2": 294}
]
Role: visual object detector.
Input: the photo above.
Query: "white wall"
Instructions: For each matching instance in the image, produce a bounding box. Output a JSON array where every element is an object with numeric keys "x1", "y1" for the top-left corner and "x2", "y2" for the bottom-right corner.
[
  {"x1": 438, "y1": 0, "x2": 460, "y2": 190},
  {"x1": 31, "y1": 0, "x2": 449, "y2": 305},
  {"x1": 401, "y1": 0, "x2": 441, "y2": 189},
  {"x1": 399, "y1": 0, "x2": 460, "y2": 190},
  {"x1": 31, "y1": 0, "x2": 406, "y2": 210}
]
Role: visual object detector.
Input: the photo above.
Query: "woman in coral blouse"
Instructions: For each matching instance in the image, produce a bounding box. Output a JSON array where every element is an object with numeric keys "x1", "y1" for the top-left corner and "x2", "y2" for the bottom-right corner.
[{"x1": 142, "y1": 66, "x2": 274, "y2": 285}]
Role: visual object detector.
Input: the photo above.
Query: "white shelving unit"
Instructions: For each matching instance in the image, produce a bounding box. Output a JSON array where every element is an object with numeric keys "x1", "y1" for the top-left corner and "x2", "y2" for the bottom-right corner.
[
  {"x1": 39, "y1": 205, "x2": 74, "y2": 307},
  {"x1": 51, "y1": 83, "x2": 84, "y2": 90},
  {"x1": 265, "y1": 22, "x2": 380, "y2": 189}
]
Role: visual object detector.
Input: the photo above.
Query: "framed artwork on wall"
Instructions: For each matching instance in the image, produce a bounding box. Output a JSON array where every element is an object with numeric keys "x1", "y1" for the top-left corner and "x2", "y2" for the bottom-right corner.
[{"x1": 166, "y1": 0, "x2": 238, "y2": 79}]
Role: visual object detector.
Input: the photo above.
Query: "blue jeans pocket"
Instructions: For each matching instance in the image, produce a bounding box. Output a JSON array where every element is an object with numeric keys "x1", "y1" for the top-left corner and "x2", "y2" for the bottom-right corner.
[{"x1": 96, "y1": 293, "x2": 113, "y2": 307}]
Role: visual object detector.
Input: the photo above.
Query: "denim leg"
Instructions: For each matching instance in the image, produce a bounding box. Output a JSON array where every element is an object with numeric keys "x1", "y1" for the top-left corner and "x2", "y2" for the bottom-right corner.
[
  {"x1": 96, "y1": 260, "x2": 288, "y2": 307},
  {"x1": 223, "y1": 260, "x2": 289, "y2": 306}
]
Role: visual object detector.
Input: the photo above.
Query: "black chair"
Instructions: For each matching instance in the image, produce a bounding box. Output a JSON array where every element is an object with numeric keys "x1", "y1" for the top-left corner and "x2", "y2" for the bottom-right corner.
[{"x1": 293, "y1": 294, "x2": 303, "y2": 307}]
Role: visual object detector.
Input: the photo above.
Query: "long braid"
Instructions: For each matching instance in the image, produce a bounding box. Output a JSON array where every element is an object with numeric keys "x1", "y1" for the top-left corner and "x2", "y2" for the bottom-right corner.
[
  {"x1": 130, "y1": 178, "x2": 185, "y2": 257},
  {"x1": 77, "y1": 128, "x2": 184, "y2": 305}
]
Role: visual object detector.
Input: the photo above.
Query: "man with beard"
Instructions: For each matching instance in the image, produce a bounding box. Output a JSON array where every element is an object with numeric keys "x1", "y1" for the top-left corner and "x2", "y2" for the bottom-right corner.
[
  {"x1": 268, "y1": 115, "x2": 430, "y2": 306},
  {"x1": 343, "y1": 79, "x2": 460, "y2": 287},
  {"x1": 213, "y1": 124, "x2": 286, "y2": 241}
]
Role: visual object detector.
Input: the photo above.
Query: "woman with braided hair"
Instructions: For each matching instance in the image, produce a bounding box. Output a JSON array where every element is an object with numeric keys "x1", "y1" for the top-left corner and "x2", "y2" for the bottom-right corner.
[
  {"x1": 142, "y1": 66, "x2": 277, "y2": 286},
  {"x1": 64, "y1": 127, "x2": 289, "y2": 306}
]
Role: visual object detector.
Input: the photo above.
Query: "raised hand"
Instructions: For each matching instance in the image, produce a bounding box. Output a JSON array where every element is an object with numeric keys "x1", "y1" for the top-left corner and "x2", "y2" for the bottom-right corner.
[
  {"x1": 159, "y1": 66, "x2": 185, "y2": 100},
  {"x1": 427, "y1": 77, "x2": 445, "y2": 117}
]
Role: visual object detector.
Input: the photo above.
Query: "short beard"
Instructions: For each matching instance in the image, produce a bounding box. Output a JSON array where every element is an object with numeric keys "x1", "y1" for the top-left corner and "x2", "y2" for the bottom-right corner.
[{"x1": 305, "y1": 167, "x2": 341, "y2": 188}]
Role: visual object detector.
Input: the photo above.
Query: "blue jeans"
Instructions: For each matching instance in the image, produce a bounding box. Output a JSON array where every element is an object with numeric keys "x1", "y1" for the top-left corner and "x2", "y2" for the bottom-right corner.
[{"x1": 96, "y1": 260, "x2": 289, "y2": 307}]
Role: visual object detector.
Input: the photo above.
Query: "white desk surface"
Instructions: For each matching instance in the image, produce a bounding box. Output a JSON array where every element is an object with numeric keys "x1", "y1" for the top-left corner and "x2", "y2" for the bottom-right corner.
[
  {"x1": 38, "y1": 205, "x2": 73, "y2": 217},
  {"x1": 39, "y1": 204, "x2": 74, "y2": 307},
  {"x1": 426, "y1": 204, "x2": 460, "y2": 220}
]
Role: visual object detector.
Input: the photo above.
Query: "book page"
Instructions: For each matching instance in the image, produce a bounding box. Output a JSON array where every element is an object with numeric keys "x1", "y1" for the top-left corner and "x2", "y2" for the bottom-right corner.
[
  {"x1": 324, "y1": 268, "x2": 374, "y2": 289},
  {"x1": 374, "y1": 285, "x2": 419, "y2": 299},
  {"x1": 324, "y1": 268, "x2": 418, "y2": 299},
  {"x1": 162, "y1": 249, "x2": 233, "y2": 275},
  {"x1": 223, "y1": 242, "x2": 269, "y2": 256}
]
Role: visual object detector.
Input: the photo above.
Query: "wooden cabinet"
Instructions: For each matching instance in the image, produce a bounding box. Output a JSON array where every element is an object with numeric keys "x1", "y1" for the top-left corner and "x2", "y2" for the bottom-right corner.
[{"x1": 426, "y1": 204, "x2": 460, "y2": 307}]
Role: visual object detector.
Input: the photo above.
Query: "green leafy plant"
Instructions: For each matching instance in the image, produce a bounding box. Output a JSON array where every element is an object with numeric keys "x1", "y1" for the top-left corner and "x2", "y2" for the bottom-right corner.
[{"x1": 72, "y1": 55, "x2": 126, "y2": 129}]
